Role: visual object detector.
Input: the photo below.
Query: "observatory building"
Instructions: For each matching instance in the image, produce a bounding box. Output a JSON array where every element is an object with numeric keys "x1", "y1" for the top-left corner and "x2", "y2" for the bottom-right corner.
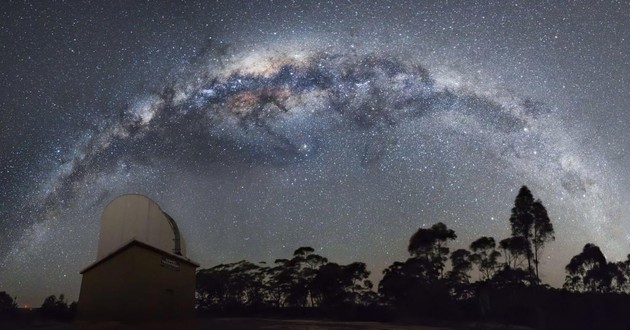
[{"x1": 77, "y1": 194, "x2": 199, "y2": 323}]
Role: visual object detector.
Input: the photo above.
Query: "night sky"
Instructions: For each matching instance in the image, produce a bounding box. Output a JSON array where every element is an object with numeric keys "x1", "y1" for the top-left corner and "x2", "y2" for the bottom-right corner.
[{"x1": 1, "y1": 1, "x2": 629, "y2": 306}]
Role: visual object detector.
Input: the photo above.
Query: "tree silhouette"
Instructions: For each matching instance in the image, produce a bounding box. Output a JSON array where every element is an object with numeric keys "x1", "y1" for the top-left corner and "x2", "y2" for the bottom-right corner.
[
  {"x1": 39, "y1": 294, "x2": 74, "y2": 320},
  {"x1": 267, "y1": 258, "x2": 295, "y2": 307},
  {"x1": 447, "y1": 248, "x2": 472, "y2": 283},
  {"x1": 531, "y1": 200, "x2": 555, "y2": 280},
  {"x1": 379, "y1": 261, "x2": 411, "y2": 306},
  {"x1": 378, "y1": 222, "x2": 458, "y2": 315},
  {"x1": 469, "y1": 236, "x2": 501, "y2": 280},
  {"x1": 615, "y1": 255, "x2": 630, "y2": 292},
  {"x1": 310, "y1": 263, "x2": 347, "y2": 306},
  {"x1": 310, "y1": 262, "x2": 373, "y2": 307},
  {"x1": 509, "y1": 186, "x2": 535, "y2": 275},
  {"x1": 491, "y1": 266, "x2": 534, "y2": 288},
  {"x1": 0, "y1": 291, "x2": 17, "y2": 318},
  {"x1": 564, "y1": 243, "x2": 625, "y2": 293},
  {"x1": 408, "y1": 222, "x2": 457, "y2": 279},
  {"x1": 446, "y1": 248, "x2": 474, "y2": 300},
  {"x1": 196, "y1": 260, "x2": 267, "y2": 309},
  {"x1": 293, "y1": 246, "x2": 315, "y2": 256},
  {"x1": 498, "y1": 236, "x2": 529, "y2": 269},
  {"x1": 290, "y1": 246, "x2": 328, "y2": 306},
  {"x1": 508, "y1": 186, "x2": 554, "y2": 281},
  {"x1": 341, "y1": 262, "x2": 374, "y2": 305},
  {"x1": 379, "y1": 257, "x2": 451, "y2": 316},
  {"x1": 197, "y1": 246, "x2": 340, "y2": 310}
]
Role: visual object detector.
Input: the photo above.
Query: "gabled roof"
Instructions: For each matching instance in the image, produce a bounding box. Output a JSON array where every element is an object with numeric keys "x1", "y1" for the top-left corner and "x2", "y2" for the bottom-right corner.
[{"x1": 81, "y1": 239, "x2": 199, "y2": 274}]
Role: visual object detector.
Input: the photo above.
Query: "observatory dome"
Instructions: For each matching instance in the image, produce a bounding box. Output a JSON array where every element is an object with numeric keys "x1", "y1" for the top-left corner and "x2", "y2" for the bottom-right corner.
[{"x1": 96, "y1": 194, "x2": 186, "y2": 260}]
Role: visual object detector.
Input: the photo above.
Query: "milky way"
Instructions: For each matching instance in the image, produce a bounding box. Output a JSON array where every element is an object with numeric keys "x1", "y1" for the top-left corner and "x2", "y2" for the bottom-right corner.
[{"x1": 1, "y1": 1, "x2": 629, "y2": 305}]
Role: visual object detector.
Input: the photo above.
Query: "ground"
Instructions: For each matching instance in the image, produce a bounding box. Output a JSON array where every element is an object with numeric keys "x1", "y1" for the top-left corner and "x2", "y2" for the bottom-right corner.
[{"x1": 1, "y1": 318, "x2": 534, "y2": 330}]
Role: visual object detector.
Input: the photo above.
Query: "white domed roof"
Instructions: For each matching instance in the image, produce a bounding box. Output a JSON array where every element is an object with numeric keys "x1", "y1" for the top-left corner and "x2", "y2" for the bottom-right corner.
[{"x1": 96, "y1": 194, "x2": 186, "y2": 260}]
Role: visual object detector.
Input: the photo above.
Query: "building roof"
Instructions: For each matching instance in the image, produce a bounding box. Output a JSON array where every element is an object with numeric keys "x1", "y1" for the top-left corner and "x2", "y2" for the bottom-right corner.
[{"x1": 80, "y1": 239, "x2": 199, "y2": 274}]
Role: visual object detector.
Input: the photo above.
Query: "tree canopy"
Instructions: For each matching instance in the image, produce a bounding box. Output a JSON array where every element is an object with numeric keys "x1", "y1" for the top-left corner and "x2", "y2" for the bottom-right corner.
[{"x1": 508, "y1": 186, "x2": 555, "y2": 281}]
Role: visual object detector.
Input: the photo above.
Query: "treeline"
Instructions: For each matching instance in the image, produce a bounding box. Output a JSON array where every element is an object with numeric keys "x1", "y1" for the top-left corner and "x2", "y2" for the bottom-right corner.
[
  {"x1": 0, "y1": 292, "x2": 76, "y2": 322},
  {"x1": 196, "y1": 186, "x2": 630, "y2": 328},
  {"x1": 196, "y1": 246, "x2": 377, "y2": 315}
]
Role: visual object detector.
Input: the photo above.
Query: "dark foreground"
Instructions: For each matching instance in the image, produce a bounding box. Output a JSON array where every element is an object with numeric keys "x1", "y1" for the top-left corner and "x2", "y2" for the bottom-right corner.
[{"x1": 1, "y1": 317, "x2": 532, "y2": 330}]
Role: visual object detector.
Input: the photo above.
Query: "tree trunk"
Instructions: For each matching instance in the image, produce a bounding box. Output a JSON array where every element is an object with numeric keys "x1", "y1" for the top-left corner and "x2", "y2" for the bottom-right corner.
[
  {"x1": 525, "y1": 233, "x2": 533, "y2": 278},
  {"x1": 534, "y1": 248, "x2": 540, "y2": 282}
]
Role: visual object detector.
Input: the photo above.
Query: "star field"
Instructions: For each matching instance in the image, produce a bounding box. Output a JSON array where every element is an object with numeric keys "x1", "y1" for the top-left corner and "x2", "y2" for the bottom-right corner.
[{"x1": 1, "y1": 1, "x2": 629, "y2": 305}]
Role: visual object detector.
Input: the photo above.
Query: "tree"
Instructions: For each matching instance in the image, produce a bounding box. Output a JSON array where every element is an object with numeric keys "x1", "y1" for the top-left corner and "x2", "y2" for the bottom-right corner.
[
  {"x1": 469, "y1": 237, "x2": 501, "y2": 280},
  {"x1": 196, "y1": 247, "x2": 375, "y2": 311},
  {"x1": 40, "y1": 294, "x2": 74, "y2": 320},
  {"x1": 309, "y1": 261, "x2": 372, "y2": 307},
  {"x1": 508, "y1": 186, "x2": 554, "y2": 281},
  {"x1": 196, "y1": 260, "x2": 267, "y2": 309},
  {"x1": 379, "y1": 260, "x2": 415, "y2": 308},
  {"x1": 252, "y1": 248, "x2": 328, "y2": 308},
  {"x1": 379, "y1": 257, "x2": 453, "y2": 316},
  {"x1": 491, "y1": 267, "x2": 534, "y2": 288},
  {"x1": 408, "y1": 222, "x2": 457, "y2": 279},
  {"x1": 564, "y1": 243, "x2": 625, "y2": 293},
  {"x1": 447, "y1": 249, "x2": 472, "y2": 283},
  {"x1": 615, "y1": 255, "x2": 630, "y2": 293},
  {"x1": 499, "y1": 236, "x2": 529, "y2": 269},
  {"x1": 197, "y1": 263, "x2": 233, "y2": 309},
  {"x1": 0, "y1": 292, "x2": 18, "y2": 317},
  {"x1": 309, "y1": 263, "x2": 345, "y2": 307},
  {"x1": 531, "y1": 200, "x2": 555, "y2": 280},
  {"x1": 341, "y1": 262, "x2": 374, "y2": 305},
  {"x1": 289, "y1": 247, "x2": 328, "y2": 306},
  {"x1": 379, "y1": 222, "x2": 457, "y2": 314},
  {"x1": 446, "y1": 249, "x2": 474, "y2": 300},
  {"x1": 509, "y1": 186, "x2": 535, "y2": 275},
  {"x1": 266, "y1": 259, "x2": 295, "y2": 307}
]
